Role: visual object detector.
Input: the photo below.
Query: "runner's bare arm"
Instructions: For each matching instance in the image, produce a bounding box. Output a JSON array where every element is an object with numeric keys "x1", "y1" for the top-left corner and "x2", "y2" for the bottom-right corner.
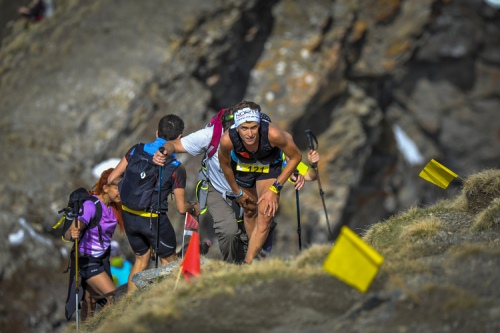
[
  {"x1": 153, "y1": 138, "x2": 186, "y2": 166},
  {"x1": 282, "y1": 131, "x2": 306, "y2": 189},
  {"x1": 64, "y1": 220, "x2": 81, "y2": 241},
  {"x1": 108, "y1": 156, "x2": 128, "y2": 184},
  {"x1": 304, "y1": 150, "x2": 319, "y2": 181},
  {"x1": 172, "y1": 187, "x2": 199, "y2": 215},
  {"x1": 268, "y1": 124, "x2": 302, "y2": 187}
]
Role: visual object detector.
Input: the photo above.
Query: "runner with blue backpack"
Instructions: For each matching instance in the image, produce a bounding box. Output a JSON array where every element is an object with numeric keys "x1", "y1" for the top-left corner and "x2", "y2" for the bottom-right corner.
[{"x1": 108, "y1": 114, "x2": 199, "y2": 292}]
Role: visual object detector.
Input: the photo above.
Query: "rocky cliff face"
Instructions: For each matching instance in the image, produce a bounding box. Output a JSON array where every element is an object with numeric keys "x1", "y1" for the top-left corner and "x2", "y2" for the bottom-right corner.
[{"x1": 0, "y1": 0, "x2": 499, "y2": 332}]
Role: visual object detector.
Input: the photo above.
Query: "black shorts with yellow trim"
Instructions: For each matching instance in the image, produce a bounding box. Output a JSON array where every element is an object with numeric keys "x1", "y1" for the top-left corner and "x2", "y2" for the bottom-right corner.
[
  {"x1": 122, "y1": 210, "x2": 176, "y2": 258},
  {"x1": 231, "y1": 161, "x2": 282, "y2": 188}
]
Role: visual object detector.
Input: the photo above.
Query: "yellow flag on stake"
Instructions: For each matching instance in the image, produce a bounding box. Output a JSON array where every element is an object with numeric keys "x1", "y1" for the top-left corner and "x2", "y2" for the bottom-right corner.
[
  {"x1": 419, "y1": 159, "x2": 458, "y2": 189},
  {"x1": 323, "y1": 226, "x2": 384, "y2": 293}
]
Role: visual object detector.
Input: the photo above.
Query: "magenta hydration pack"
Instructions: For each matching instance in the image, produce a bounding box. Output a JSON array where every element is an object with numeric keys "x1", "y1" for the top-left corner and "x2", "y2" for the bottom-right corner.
[
  {"x1": 205, "y1": 108, "x2": 227, "y2": 158},
  {"x1": 195, "y1": 108, "x2": 226, "y2": 215}
]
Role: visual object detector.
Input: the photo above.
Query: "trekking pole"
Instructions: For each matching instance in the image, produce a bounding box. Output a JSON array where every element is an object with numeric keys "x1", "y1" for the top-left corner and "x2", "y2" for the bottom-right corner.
[
  {"x1": 305, "y1": 130, "x2": 333, "y2": 242},
  {"x1": 73, "y1": 202, "x2": 80, "y2": 331},
  {"x1": 156, "y1": 147, "x2": 165, "y2": 268},
  {"x1": 294, "y1": 170, "x2": 302, "y2": 252}
]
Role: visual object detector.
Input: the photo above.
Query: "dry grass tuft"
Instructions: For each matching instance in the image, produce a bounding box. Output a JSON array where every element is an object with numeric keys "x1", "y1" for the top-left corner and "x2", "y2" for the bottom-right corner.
[
  {"x1": 443, "y1": 194, "x2": 469, "y2": 212},
  {"x1": 448, "y1": 242, "x2": 500, "y2": 258},
  {"x1": 472, "y1": 198, "x2": 500, "y2": 231},
  {"x1": 427, "y1": 196, "x2": 468, "y2": 212},
  {"x1": 463, "y1": 169, "x2": 500, "y2": 213},
  {"x1": 420, "y1": 283, "x2": 479, "y2": 310},
  {"x1": 399, "y1": 217, "x2": 446, "y2": 242},
  {"x1": 363, "y1": 207, "x2": 451, "y2": 253},
  {"x1": 399, "y1": 242, "x2": 450, "y2": 259},
  {"x1": 382, "y1": 258, "x2": 430, "y2": 276},
  {"x1": 292, "y1": 244, "x2": 331, "y2": 269},
  {"x1": 363, "y1": 206, "x2": 426, "y2": 248}
]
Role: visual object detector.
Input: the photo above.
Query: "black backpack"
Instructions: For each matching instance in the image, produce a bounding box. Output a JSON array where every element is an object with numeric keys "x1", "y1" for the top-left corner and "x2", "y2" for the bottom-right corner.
[
  {"x1": 119, "y1": 143, "x2": 180, "y2": 211},
  {"x1": 53, "y1": 187, "x2": 103, "y2": 244}
]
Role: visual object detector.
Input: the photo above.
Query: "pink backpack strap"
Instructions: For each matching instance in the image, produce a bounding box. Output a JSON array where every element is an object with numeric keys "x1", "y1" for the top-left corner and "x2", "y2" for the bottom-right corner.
[{"x1": 206, "y1": 108, "x2": 226, "y2": 158}]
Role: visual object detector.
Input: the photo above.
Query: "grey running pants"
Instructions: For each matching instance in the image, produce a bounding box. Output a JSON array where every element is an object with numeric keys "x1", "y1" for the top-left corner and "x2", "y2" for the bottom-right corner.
[{"x1": 206, "y1": 184, "x2": 246, "y2": 263}]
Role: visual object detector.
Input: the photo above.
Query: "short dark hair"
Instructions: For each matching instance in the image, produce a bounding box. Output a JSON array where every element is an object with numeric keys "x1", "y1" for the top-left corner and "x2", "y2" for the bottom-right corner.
[{"x1": 158, "y1": 114, "x2": 184, "y2": 140}]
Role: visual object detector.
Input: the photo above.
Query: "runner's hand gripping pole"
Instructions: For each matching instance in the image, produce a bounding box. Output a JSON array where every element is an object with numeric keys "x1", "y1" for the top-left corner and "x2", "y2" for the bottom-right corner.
[
  {"x1": 305, "y1": 130, "x2": 333, "y2": 242},
  {"x1": 155, "y1": 147, "x2": 165, "y2": 268}
]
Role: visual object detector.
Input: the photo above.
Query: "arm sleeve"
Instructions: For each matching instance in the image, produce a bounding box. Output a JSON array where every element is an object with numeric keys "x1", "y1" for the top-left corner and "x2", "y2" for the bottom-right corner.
[{"x1": 79, "y1": 199, "x2": 97, "y2": 226}]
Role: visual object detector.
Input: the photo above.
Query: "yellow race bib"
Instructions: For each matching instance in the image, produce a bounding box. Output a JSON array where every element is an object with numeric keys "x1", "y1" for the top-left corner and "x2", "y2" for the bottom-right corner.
[{"x1": 236, "y1": 163, "x2": 270, "y2": 173}]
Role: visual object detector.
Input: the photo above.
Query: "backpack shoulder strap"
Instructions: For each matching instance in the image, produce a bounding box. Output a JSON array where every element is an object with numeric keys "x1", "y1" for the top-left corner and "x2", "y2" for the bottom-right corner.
[
  {"x1": 132, "y1": 142, "x2": 147, "y2": 157},
  {"x1": 79, "y1": 197, "x2": 104, "y2": 245},
  {"x1": 160, "y1": 157, "x2": 182, "y2": 186},
  {"x1": 88, "y1": 197, "x2": 102, "y2": 229},
  {"x1": 206, "y1": 109, "x2": 226, "y2": 158}
]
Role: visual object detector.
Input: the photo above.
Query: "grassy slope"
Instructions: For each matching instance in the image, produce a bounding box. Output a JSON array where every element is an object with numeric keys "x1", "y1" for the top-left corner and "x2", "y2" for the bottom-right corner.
[{"x1": 65, "y1": 169, "x2": 500, "y2": 333}]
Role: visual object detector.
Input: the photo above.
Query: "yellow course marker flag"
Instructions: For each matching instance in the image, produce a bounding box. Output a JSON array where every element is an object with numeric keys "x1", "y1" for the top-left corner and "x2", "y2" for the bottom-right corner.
[
  {"x1": 419, "y1": 159, "x2": 458, "y2": 189},
  {"x1": 323, "y1": 226, "x2": 384, "y2": 293}
]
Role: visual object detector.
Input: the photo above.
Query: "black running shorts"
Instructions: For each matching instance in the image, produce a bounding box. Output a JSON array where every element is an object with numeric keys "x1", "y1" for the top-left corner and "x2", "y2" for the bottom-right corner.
[
  {"x1": 123, "y1": 211, "x2": 177, "y2": 258},
  {"x1": 79, "y1": 254, "x2": 111, "y2": 281},
  {"x1": 231, "y1": 161, "x2": 282, "y2": 188}
]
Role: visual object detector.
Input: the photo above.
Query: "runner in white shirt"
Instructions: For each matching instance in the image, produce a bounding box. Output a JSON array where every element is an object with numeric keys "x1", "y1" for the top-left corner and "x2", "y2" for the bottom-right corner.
[{"x1": 153, "y1": 108, "x2": 254, "y2": 263}]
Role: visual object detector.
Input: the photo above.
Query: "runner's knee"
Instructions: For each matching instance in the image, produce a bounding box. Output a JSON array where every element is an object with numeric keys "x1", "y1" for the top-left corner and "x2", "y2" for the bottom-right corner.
[
  {"x1": 256, "y1": 217, "x2": 272, "y2": 233},
  {"x1": 244, "y1": 208, "x2": 257, "y2": 219}
]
